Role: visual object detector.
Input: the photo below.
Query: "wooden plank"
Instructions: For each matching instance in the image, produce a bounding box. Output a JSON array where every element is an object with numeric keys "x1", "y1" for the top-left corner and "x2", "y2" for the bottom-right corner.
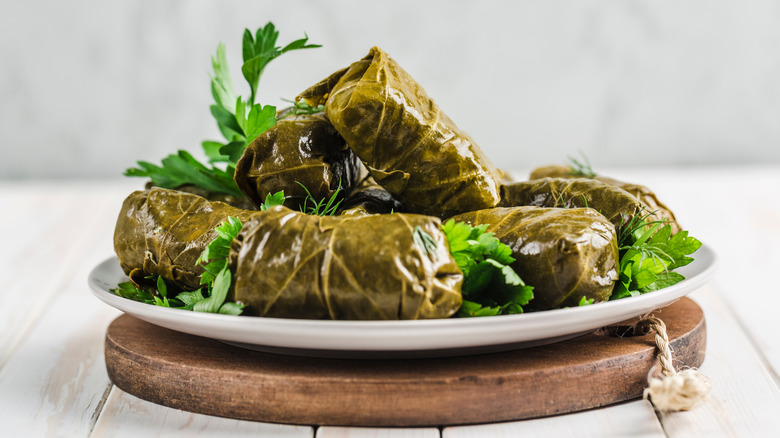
[
  {"x1": 91, "y1": 387, "x2": 313, "y2": 438},
  {"x1": 0, "y1": 188, "x2": 78, "y2": 365},
  {"x1": 0, "y1": 181, "x2": 132, "y2": 368},
  {"x1": 317, "y1": 426, "x2": 440, "y2": 438},
  {"x1": 0, "y1": 182, "x2": 137, "y2": 436},
  {"x1": 0, "y1": 182, "x2": 313, "y2": 437},
  {"x1": 443, "y1": 400, "x2": 664, "y2": 438},
  {"x1": 659, "y1": 285, "x2": 780, "y2": 436},
  {"x1": 0, "y1": 253, "x2": 120, "y2": 436}
]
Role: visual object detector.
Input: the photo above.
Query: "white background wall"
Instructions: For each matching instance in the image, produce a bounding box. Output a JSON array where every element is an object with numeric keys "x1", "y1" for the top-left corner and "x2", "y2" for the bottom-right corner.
[{"x1": 2, "y1": 0, "x2": 779, "y2": 179}]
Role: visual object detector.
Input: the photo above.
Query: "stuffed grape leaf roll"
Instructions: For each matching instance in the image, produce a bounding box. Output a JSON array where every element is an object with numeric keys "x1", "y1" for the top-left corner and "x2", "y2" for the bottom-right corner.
[
  {"x1": 228, "y1": 206, "x2": 463, "y2": 319},
  {"x1": 449, "y1": 206, "x2": 618, "y2": 309},
  {"x1": 529, "y1": 165, "x2": 680, "y2": 233},
  {"x1": 114, "y1": 188, "x2": 253, "y2": 290},
  {"x1": 234, "y1": 112, "x2": 363, "y2": 211},
  {"x1": 297, "y1": 46, "x2": 501, "y2": 219},
  {"x1": 500, "y1": 177, "x2": 661, "y2": 234}
]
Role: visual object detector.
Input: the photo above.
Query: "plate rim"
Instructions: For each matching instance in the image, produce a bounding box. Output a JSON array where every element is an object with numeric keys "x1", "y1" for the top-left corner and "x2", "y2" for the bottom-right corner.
[{"x1": 89, "y1": 244, "x2": 717, "y2": 355}]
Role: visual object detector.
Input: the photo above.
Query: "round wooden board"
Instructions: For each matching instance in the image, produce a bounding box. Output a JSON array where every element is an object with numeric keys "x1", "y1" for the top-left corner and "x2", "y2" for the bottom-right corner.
[{"x1": 105, "y1": 297, "x2": 705, "y2": 427}]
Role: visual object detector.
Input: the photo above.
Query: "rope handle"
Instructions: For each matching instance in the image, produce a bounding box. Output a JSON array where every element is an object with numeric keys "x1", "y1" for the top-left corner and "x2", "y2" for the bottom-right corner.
[{"x1": 636, "y1": 314, "x2": 712, "y2": 412}]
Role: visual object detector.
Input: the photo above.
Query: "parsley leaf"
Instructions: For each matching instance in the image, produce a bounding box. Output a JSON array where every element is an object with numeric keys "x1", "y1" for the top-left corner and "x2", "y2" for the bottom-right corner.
[
  {"x1": 125, "y1": 151, "x2": 243, "y2": 197},
  {"x1": 193, "y1": 267, "x2": 232, "y2": 313},
  {"x1": 112, "y1": 280, "x2": 157, "y2": 304},
  {"x1": 235, "y1": 101, "x2": 277, "y2": 146},
  {"x1": 241, "y1": 23, "x2": 321, "y2": 105},
  {"x1": 260, "y1": 190, "x2": 286, "y2": 210},
  {"x1": 176, "y1": 289, "x2": 206, "y2": 310},
  {"x1": 609, "y1": 215, "x2": 702, "y2": 301},
  {"x1": 210, "y1": 43, "x2": 238, "y2": 116},
  {"x1": 197, "y1": 216, "x2": 242, "y2": 285},
  {"x1": 125, "y1": 23, "x2": 320, "y2": 196},
  {"x1": 191, "y1": 216, "x2": 246, "y2": 314},
  {"x1": 442, "y1": 220, "x2": 534, "y2": 317}
]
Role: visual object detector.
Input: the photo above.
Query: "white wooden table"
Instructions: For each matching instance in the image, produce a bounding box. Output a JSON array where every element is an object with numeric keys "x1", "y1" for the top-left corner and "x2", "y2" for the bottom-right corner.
[{"x1": 1, "y1": 166, "x2": 779, "y2": 437}]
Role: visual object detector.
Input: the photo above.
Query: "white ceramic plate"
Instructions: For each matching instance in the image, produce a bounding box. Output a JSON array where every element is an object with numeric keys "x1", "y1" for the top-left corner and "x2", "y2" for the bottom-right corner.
[{"x1": 89, "y1": 245, "x2": 716, "y2": 358}]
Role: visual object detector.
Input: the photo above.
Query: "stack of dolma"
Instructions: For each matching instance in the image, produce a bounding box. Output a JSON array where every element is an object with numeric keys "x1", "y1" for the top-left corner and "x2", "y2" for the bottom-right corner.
[
  {"x1": 298, "y1": 47, "x2": 502, "y2": 219},
  {"x1": 113, "y1": 46, "x2": 681, "y2": 319}
]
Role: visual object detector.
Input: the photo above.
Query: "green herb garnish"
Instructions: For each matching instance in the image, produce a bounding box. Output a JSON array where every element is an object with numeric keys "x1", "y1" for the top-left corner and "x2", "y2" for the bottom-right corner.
[
  {"x1": 112, "y1": 278, "x2": 164, "y2": 305},
  {"x1": 296, "y1": 182, "x2": 343, "y2": 216},
  {"x1": 568, "y1": 151, "x2": 597, "y2": 178},
  {"x1": 579, "y1": 296, "x2": 594, "y2": 306},
  {"x1": 442, "y1": 220, "x2": 534, "y2": 316},
  {"x1": 197, "y1": 216, "x2": 242, "y2": 285},
  {"x1": 610, "y1": 212, "x2": 701, "y2": 300},
  {"x1": 240, "y1": 24, "x2": 321, "y2": 107},
  {"x1": 125, "y1": 22, "x2": 320, "y2": 196},
  {"x1": 125, "y1": 151, "x2": 244, "y2": 197},
  {"x1": 260, "y1": 190, "x2": 286, "y2": 211},
  {"x1": 280, "y1": 98, "x2": 325, "y2": 116}
]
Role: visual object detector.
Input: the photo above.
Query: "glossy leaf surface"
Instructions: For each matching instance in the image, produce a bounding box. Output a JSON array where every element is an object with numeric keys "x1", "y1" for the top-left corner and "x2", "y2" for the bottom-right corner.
[
  {"x1": 298, "y1": 47, "x2": 501, "y2": 218},
  {"x1": 113, "y1": 188, "x2": 254, "y2": 290},
  {"x1": 450, "y1": 206, "x2": 619, "y2": 310},
  {"x1": 529, "y1": 165, "x2": 681, "y2": 233},
  {"x1": 228, "y1": 206, "x2": 463, "y2": 319},
  {"x1": 234, "y1": 113, "x2": 362, "y2": 211}
]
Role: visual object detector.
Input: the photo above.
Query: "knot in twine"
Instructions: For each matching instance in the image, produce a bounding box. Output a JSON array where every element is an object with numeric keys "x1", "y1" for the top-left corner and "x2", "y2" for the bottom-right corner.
[{"x1": 637, "y1": 314, "x2": 712, "y2": 412}]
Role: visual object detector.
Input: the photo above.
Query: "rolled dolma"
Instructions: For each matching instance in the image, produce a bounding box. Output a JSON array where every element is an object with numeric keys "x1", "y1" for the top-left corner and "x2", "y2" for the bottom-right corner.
[
  {"x1": 234, "y1": 112, "x2": 363, "y2": 211},
  {"x1": 298, "y1": 47, "x2": 501, "y2": 219},
  {"x1": 500, "y1": 177, "x2": 660, "y2": 234},
  {"x1": 228, "y1": 206, "x2": 463, "y2": 320},
  {"x1": 449, "y1": 206, "x2": 619, "y2": 309},
  {"x1": 529, "y1": 165, "x2": 680, "y2": 233},
  {"x1": 114, "y1": 188, "x2": 253, "y2": 290}
]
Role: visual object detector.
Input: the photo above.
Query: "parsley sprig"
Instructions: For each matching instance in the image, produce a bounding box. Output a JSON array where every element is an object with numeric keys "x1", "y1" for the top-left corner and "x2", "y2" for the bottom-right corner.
[
  {"x1": 610, "y1": 212, "x2": 701, "y2": 300},
  {"x1": 125, "y1": 23, "x2": 320, "y2": 196},
  {"x1": 442, "y1": 220, "x2": 534, "y2": 317}
]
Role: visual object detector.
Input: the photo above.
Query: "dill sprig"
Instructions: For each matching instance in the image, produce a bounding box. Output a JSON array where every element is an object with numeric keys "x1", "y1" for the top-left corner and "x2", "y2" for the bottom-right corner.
[
  {"x1": 567, "y1": 152, "x2": 597, "y2": 178},
  {"x1": 296, "y1": 182, "x2": 343, "y2": 216}
]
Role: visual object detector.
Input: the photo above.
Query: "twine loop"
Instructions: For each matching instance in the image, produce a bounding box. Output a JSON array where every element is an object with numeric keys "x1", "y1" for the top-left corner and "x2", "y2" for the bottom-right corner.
[{"x1": 637, "y1": 314, "x2": 712, "y2": 412}]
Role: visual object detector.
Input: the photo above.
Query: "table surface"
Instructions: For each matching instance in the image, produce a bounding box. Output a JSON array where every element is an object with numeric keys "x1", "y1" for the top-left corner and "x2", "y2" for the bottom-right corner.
[{"x1": 1, "y1": 166, "x2": 779, "y2": 438}]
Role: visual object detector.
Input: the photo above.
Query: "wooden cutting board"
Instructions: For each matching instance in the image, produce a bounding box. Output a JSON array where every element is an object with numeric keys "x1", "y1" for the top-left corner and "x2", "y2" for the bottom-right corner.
[{"x1": 104, "y1": 297, "x2": 705, "y2": 427}]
